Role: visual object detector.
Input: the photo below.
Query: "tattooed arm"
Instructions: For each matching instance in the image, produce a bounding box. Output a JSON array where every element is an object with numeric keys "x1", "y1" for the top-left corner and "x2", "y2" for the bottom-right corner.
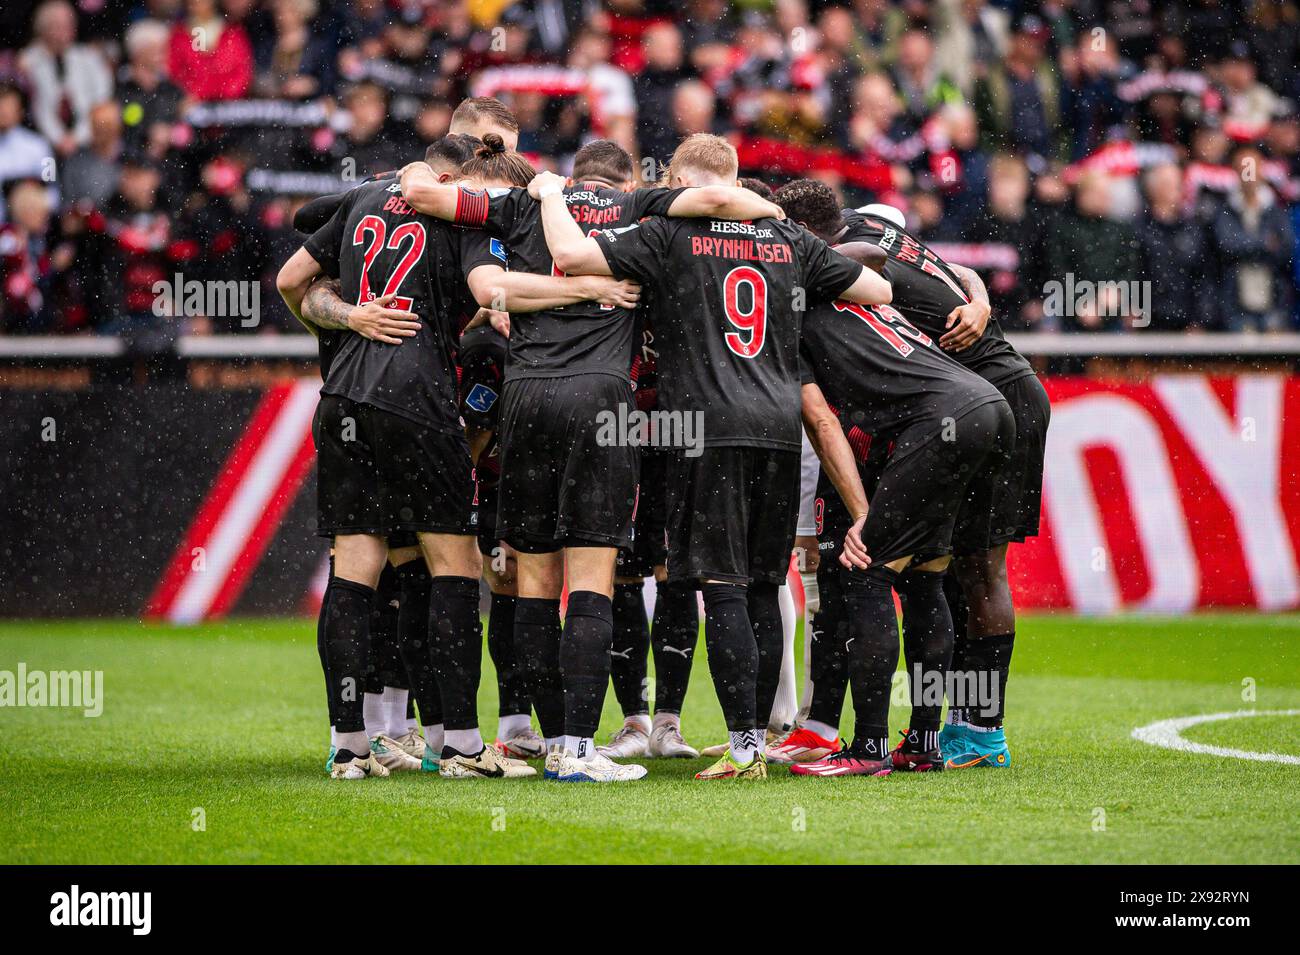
[
  {"x1": 301, "y1": 279, "x2": 422, "y2": 345},
  {"x1": 941, "y1": 263, "x2": 991, "y2": 352}
]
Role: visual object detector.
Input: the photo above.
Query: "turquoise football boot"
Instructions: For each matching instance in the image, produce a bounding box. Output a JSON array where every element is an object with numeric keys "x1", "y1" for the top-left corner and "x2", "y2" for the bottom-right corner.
[
  {"x1": 943, "y1": 725, "x2": 1012, "y2": 769},
  {"x1": 421, "y1": 742, "x2": 440, "y2": 773}
]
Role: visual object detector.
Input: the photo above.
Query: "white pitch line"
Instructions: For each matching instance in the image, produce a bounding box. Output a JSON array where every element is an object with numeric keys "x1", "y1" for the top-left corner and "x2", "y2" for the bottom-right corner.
[{"x1": 1131, "y1": 709, "x2": 1300, "y2": 765}]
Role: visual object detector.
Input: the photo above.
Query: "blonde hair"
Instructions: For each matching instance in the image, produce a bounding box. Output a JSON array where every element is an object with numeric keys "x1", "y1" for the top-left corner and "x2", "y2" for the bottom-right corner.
[{"x1": 669, "y1": 133, "x2": 738, "y2": 183}]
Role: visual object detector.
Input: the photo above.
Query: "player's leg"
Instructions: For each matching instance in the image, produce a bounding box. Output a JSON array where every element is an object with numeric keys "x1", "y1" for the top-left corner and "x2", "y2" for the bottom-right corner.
[
  {"x1": 890, "y1": 399, "x2": 1013, "y2": 771},
  {"x1": 361, "y1": 557, "x2": 422, "y2": 771},
  {"x1": 495, "y1": 377, "x2": 567, "y2": 767},
  {"x1": 647, "y1": 566, "x2": 700, "y2": 757},
  {"x1": 381, "y1": 411, "x2": 529, "y2": 781},
  {"x1": 325, "y1": 532, "x2": 390, "y2": 778},
  {"x1": 483, "y1": 539, "x2": 543, "y2": 760},
  {"x1": 945, "y1": 377, "x2": 1042, "y2": 768},
  {"x1": 313, "y1": 395, "x2": 391, "y2": 779},
  {"x1": 392, "y1": 543, "x2": 444, "y2": 770},
  {"x1": 542, "y1": 373, "x2": 646, "y2": 783},
  {"x1": 600, "y1": 573, "x2": 653, "y2": 757}
]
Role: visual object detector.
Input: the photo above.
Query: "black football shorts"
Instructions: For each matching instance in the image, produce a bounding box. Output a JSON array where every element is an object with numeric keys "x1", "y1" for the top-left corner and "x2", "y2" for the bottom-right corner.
[
  {"x1": 495, "y1": 373, "x2": 640, "y2": 552},
  {"x1": 617, "y1": 448, "x2": 669, "y2": 579},
  {"x1": 314, "y1": 394, "x2": 475, "y2": 539},
  {"x1": 666, "y1": 445, "x2": 800, "y2": 586},
  {"x1": 952, "y1": 372, "x2": 1050, "y2": 555},
  {"x1": 860, "y1": 398, "x2": 1014, "y2": 566}
]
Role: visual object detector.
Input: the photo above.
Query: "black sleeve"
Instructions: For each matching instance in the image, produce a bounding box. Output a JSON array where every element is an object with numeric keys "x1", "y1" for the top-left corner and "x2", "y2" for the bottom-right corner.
[
  {"x1": 798, "y1": 345, "x2": 818, "y2": 386},
  {"x1": 454, "y1": 186, "x2": 531, "y2": 241},
  {"x1": 294, "y1": 193, "x2": 346, "y2": 235},
  {"x1": 628, "y1": 186, "x2": 689, "y2": 219},
  {"x1": 458, "y1": 329, "x2": 507, "y2": 430},
  {"x1": 799, "y1": 229, "x2": 865, "y2": 303},
  {"x1": 302, "y1": 193, "x2": 353, "y2": 279},
  {"x1": 460, "y1": 229, "x2": 509, "y2": 279},
  {"x1": 592, "y1": 218, "x2": 670, "y2": 285}
]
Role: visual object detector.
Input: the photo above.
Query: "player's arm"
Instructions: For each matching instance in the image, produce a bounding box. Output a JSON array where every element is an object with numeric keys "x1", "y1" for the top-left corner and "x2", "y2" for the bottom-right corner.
[
  {"x1": 466, "y1": 264, "x2": 640, "y2": 313},
  {"x1": 530, "y1": 172, "x2": 615, "y2": 276},
  {"x1": 663, "y1": 185, "x2": 786, "y2": 221},
  {"x1": 940, "y1": 263, "x2": 991, "y2": 352},
  {"x1": 276, "y1": 246, "x2": 324, "y2": 326},
  {"x1": 300, "y1": 279, "x2": 422, "y2": 345},
  {"x1": 398, "y1": 162, "x2": 463, "y2": 220},
  {"x1": 834, "y1": 260, "x2": 892, "y2": 306},
  {"x1": 831, "y1": 241, "x2": 887, "y2": 273},
  {"x1": 801, "y1": 381, "x2": 871, "y2": 570}
]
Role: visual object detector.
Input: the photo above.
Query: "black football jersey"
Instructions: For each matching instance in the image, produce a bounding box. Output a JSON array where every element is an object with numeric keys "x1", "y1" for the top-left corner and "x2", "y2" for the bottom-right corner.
[
  {"x1": 595, "y1": 216, "x2": 863, "y2": 452},
  {"x1": 840, "y1": 209, "x2": 1035, "y2": 389},
  {"x1": 458, "y1": 323, "x2": 508, "y2": 488},
  {"x1": 800, "y1": 298, "x2": 1004, "y2": 457},
  {"x1": 455, "y1": 182, "x2": 684, "y2": 382},
  {"x1": 304, "y1": 178, "x2": 477, "y2": 433}
]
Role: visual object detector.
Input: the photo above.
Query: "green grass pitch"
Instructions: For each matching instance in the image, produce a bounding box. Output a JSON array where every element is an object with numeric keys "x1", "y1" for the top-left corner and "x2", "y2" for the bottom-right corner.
[{"x1": 2, "y1": 614, "x2": 1298, "y2": 864}]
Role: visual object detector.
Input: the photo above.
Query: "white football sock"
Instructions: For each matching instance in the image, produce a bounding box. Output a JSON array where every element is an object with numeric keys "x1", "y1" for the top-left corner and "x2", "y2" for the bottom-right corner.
[
  {"x1": 497, "y1": 713, "x2": 531, "y2": 739},
  {"x1": 445, "y1": 728, "x2": 484, "y2": 755},
  {"x1": 769, "y1": 584, "x2": 799, "y2": 732},
  {"x1": 422, "y1": 724, "x2": 444, "y2": 752},
  {"x1": 362, "y1": 693, "x2": 386, "y2": 739},
  {"x1": 729, "y1": 728, "x2": 763, "y2": 764},
  {"x1": 336, "y1": 730, "x2": 369, "y2": 757},
  {"x1": 563, "y1": 735, "x2": 597, "y2": 760},
  {"x1": 381, "y1": 686, "x2": 408, "y2": 738},
  {"x1": 803, "y1": 719, "x2": 838, "y2": 741}
]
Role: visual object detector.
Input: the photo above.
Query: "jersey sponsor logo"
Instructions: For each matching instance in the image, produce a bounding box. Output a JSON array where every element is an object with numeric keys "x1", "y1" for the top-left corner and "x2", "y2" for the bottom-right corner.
[
  {"x1": 464, "y1": 382, "x2": 499, "y2": 413},
  {"x1": 489, "y1": 237, "x2": 508, "y2": 262},
  {"x1": 708, "y1": 220, "x2": 776, "y2": 238}
]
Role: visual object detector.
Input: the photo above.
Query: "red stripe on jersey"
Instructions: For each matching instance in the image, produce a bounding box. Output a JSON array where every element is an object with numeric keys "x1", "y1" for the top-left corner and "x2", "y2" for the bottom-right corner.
[
  {"x1": 454, "y1": 187, "x2": 489, "y2": 226},
  {"x1": 847, "y1": 426, "x2": 872, "y2": 464}
]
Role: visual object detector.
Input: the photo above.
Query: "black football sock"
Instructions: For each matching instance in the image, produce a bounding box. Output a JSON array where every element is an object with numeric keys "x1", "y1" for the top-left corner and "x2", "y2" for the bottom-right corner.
[
  {"x1": 514, "y1": 597, "x2": 565, "y2": 739},
  {"x1": 700, "y1": 582, "x2": 758, "y2": 732},
  {"x1": 650, "y1": 581, "x2": 698, "y2": 714},
  {"x1": 321, "y1": 577, "x2": 375, "y2": 735},
  {"x1": 807, "y1": 564, "x2": 850, "y2": 731},
  {"x1": 317, "y1": 584, "x2": 338, "y2": 729},
  {"x1": 610, "y1": 582, "x2": 650, "y2": 717},
  {"x1": 395, "y1": 560, "x2": 441, "y2": 728},
  {"x1": 748, "y1": 581, "x2": 783, "y2": 728},
  {"x1": 842, "y1": 565, "x2": 900, "y2": 752},
  {"x1": 961, "y1": 632, "x2": 1015, "y2": 728},
  {"x1": 560, "y1": 590, "x2": 614, "y2": 740},
  {"x1": 896, "y1": 569, "x2": 954, "y2": 740},
  {"x1": 943, "y1": 570, "x2": 971, "y2": 723},
  {"x1": 486, "y1": 592, "x2": 527, "y2": 717},
  {"x1": 426, "y1": 576, "x2": 483, "y2": 732}
]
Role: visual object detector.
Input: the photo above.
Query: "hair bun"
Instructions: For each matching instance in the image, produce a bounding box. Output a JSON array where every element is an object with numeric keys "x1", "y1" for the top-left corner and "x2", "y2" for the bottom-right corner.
[{"x1": 479, "y1": 133, "x2": 507, "y2": 156}]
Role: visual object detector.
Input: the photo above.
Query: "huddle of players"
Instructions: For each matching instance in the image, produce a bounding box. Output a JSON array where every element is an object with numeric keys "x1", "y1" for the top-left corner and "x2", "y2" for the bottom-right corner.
[{"x1": 277, "y1": 94, "x2": 1049, "y2": 782}]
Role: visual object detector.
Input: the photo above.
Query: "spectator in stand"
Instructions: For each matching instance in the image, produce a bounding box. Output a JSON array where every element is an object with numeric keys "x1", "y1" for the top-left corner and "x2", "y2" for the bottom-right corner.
[
  {"x1": 327, "y1": 81, "x2": 404, "y2": 178},
  {"x1": 61, "y1": 101, "x2": 123, "y2": 209},
  {"x1": 1044, "y1": 170, "x2": 1140, "y2": 332},
  {"x1": 253, "y1": 0, "x2": 337, "y2": 100},
  {"x1": 567, "y1": 26, "x2": 637, "y2": 157},
  {"x1": 80, "y1": 155, "x2": 179, "y2": 335},
  {"x1": 0, "y1": 82, "x2": 56, "y2": 223},
  {"x1": 18, "y1": 1, "x2": 114, "y2": 158},
  {"x1": 167, "y1": 0, "x2": 254, "y2": 101},
  {"x1": 981, "y1": 153, "x2": 1037, "y2": 330},
  {"x1": 634, "y1": 21, "x2": 687, "y2": 166},
  {"x1": 890, "y1": 29, "x2": 960, "y2": 126},
  {"x1": 1061, "y1": 29, "x2": 1128, "y2": 161},
  {"x1": 1135, "y1": 162, "x2": 1216, "y2": 331},
  {"x1": 118, "y1": 19, "x2": 183, "y2": 162},
  {"x1": 973, "y1": 14, "x2": 1061, "y2": 160},
  {"x1": 0, "y1": 180, "x2": 72, "y2": 333},
  {"x1": 1212, "y1": 146, "x2": 1295, "y2": 331},
  {"x1": 932, "y1": 0, "x2": 1008, "y2": 96},
  {"x1": 671, "y1": 80, "x2": 718, "y2": 140},
  {"x1": 1218, "y1": 40, "x2": 1279, "y2": 134}
]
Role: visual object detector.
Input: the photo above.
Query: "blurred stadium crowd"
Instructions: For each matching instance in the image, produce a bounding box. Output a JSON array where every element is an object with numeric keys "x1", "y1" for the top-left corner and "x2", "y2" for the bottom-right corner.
[{"x1": 1, "y1": 0, "x2": 1298, "y2": 339}]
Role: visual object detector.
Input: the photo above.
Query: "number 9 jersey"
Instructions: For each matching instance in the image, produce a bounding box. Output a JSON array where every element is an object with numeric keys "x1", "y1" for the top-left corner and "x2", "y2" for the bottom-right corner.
[{"x1": 593, "y1": 216, "x2": 863, "y2": 453}]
